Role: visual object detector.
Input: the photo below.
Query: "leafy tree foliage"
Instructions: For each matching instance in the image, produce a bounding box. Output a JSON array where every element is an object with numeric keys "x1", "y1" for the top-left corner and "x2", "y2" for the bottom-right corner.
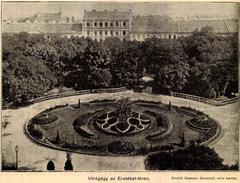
[
  {"x1": 2, "y1": 28, "x2": 237, "y2": 106},
  {"x1": 182, "y1": 27, "x2": 238, "y2": 98},
  {"x1": 145, "y1": 144, "x2": 234, "y2": 170},
  {"x1": 88, "y1": 69, "x2": 112, "y2": 88},
  {"x1": 146, "y1": 38, "x2": 189, "y2": 93},
  {"x1": 172, "y1": 145, "x2": 224, "y2": 170},
  {"x1": 145, "y1": 151, "x2": 173, "y2": 170},
  {"x1": 110, "y1": 41, "x2": 143, "y2": 88},
  {"x1": 3, "y1": 55, "x2": 57, "y2": 104}
]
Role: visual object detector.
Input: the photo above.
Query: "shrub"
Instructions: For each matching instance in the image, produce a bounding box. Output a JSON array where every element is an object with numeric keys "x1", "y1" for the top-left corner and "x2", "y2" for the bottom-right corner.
[
  {"x1": 145, "y1": 144, "x2": 227, "y2": 170},
  {"x1": 32, "y1": 113, "x2": 58, "y2": 124},
  {"x1": 190, "y1": 117, "x2": 217, "y2": 128},
  {"x1": 145, "y1": 151, "x2": 173, "y2": 170},
  {"x1": 28, "y1": 124, "x2": 43, "y2": 139},
  {"x1": 108, "y1": 141, "x2": 134, "y2": 154}
]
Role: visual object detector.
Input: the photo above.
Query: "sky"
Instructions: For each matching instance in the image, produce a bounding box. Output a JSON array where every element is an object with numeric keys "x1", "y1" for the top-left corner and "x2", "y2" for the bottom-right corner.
[{"x1": 2, "y1": 2, "x2": 239, "y2": 20}]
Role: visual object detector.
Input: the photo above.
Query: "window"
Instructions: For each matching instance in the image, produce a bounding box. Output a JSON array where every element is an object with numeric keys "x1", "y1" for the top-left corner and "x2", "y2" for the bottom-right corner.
[
  {"x1": 105, "y1": 22, "x2": 108, "y2": 27},
  {"x1": 115, "y1": 31, "x2": 118, "y2": 36},
  {"x1": 110, "y1": 31, "x2": 113, "y2": 35},
  {"x1": 123, "y1": 30, "x2": 126, "y2": 36},
  {"x1": 110, "y1": 22, "x2": 114, "y2": 27},
  {"x1": 105, "y1": 31, "x2": 108, "y2": 35},
  {"x1": 94, "y1": 31, "x2": 97, "y2": 35},
  {"x1": 100, "y1": 22, "x2": 103, "y2": 27},
  {"x1": 123, "y1": 21, "x2": 126, "y2": 26},
  {"x1": 100, "y1": 39, "x2": 103, "y2": 42},
  {"x1": 116, "y1": 22, "x2": 119, "y2": 26},
  {"x1": 87, "y1": 31, "x2": 90, "y2": 36},
  {"x1": 173, "y1": 35, "x2": 176, "y2": 39},
  {"x1": 86, "y1": 22, "x2": 90, "y2": 27},
  {"x1": 169, "y1": 35, "x2": 171, "y2": 39},
  {"x1": 100, "y1": 31, "x2": 102, "y2": 35},
  {"x1": 94, "y1": 22, "x2": 97, "y2": 27}
]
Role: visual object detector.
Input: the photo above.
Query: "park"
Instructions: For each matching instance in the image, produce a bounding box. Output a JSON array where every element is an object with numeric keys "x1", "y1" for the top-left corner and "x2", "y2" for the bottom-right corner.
[
  {"x1": 2, "y1": 90, "x2": 238, "y2": 170},
  {"x1": 2, "y1": 18, "x2": 238, "y2": 170}
]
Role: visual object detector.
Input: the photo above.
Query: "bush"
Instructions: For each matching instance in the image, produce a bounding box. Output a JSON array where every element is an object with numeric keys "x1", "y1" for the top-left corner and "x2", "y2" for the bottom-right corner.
[
  {"x1": 190, "y1": 117, "x2": 217, "y2": 128},
  {"x1": 145, "y1": 144, "x2": 227, "y2": 170},
  {"x1": 28, "y1": 124, "x2": 43, "y2": 139},
  {"x1": 108, "y1": 141, "x2": 134, "y2": 154},
  {"x1": 32, "y1": 113, "x2": 58, "y2": 124},
  {"x1": 135, "y1": 100, "x2": 162, "y2": 105},
  {"x1": 145, "y1": 151, "x2": 173, "y2": 170},
  {"x1": 89, "y1": 99, "x2": 116, "y2": 103}
]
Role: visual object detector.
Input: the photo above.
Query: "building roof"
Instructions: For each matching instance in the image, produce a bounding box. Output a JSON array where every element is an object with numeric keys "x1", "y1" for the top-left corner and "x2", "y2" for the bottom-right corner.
[
  {"x1": 30, "y1": 11, "x2": 63, "y2": 22},
  {"x1": 131, "y1": 16, "x2": 238, "y2": 34},
  {"x1": 2, "y1": 23, "x2": 82, "y2": 34},
  {"x1": 83, "y1": 10, "x2": 131, "y2": 20}
]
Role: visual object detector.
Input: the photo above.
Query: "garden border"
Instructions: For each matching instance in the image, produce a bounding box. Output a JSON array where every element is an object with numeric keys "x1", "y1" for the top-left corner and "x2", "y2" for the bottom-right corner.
[
  {"x1": 170, "y1": 92, "x2": 238, "y2": 106},
  {"x1": 32, "y1": 86, "x2": 127, "y2": 103},
  {"x1": 23, "y1": 90, "x2": 225, "y2": 156}
]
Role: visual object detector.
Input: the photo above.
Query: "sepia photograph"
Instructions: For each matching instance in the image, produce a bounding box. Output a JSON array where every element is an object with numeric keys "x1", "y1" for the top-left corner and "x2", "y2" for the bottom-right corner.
[{"x1": 1, "y1": 1, "x2": 239, "y2": 172}]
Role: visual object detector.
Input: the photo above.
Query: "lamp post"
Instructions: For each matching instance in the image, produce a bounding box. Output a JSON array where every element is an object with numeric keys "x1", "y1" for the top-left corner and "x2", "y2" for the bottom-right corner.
[{"x1": 15, "y1": 145, "x2": 19, "y2": 170}]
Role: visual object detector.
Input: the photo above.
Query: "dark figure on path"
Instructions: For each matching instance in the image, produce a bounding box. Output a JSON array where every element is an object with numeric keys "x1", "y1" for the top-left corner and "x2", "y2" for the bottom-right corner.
[
  {"x1": 47, "y1": 160, "x2": 55, "y2": 171},
  {"x1": 64, "y1": 153, "x2": 73, "y2": 171}
]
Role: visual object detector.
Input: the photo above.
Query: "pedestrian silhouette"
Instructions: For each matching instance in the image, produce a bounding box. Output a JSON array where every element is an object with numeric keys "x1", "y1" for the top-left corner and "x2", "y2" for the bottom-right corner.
[
  {"x1": 64, "y1": 153, "x2": 73, "y2": 171},
  {"x1": 47, "y1": 160, "x2": 55, "y2": 171}
]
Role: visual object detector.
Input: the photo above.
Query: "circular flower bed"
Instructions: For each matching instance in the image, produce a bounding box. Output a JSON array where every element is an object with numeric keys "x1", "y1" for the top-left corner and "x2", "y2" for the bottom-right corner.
[{"x1": 25, "y1": 98, "x2": 221, "y2": 156}]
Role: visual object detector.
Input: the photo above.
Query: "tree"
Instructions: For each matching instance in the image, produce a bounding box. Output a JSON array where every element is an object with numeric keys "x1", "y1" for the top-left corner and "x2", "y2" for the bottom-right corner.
[
  {"x1": 153, "y1": 61, "x2": 189, "y2": 94},
  {"x1": 172, "y1": 145, "x2": 225, "y2": 170},
  {"x1": 47, "y1": 161, "x2": 55, "y2": 171},
  {"x1": 64, "y1": 153, "x2": 73, "y2": 171},
  {"x1": 88, "y1": 69, "x2": 112, "y2": 89},
  {"x1": 145, "y1": 145, "x2": 228, "y2": 170},
  {"x1": 63, "y1": 38, "x2": 111, "y2": 89},
  {"x1": 149, "y1": 39, "x2": 189, "y2": 94},
  {"x1": 3, "y1": 54, "x2": 57, "y2": 104},
  {"x1": 145, "y1": 151, "x2": 173, "y2": 170},
  {"x1": 182, "y1": 26, "x2": 238, "y2": 98},
  {"x1": 110, "y1": 43, "x2": 144, "y2": 88},
  {"x1": 55, "y1": 129, "x2": 60, "y2": 144}
]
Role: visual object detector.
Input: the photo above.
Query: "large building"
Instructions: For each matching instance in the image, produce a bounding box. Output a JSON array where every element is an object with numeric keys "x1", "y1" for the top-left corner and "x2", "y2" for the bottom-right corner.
[
  {"x1": 130, "y1": 15, "x2": 238, "y2": 41},
  {"x1": 82, "y1": 10, "x2": 132, "y2": 41},
  {"x1": 2, "y1": 11, "x2": 82, "y2": 38},
  {"x1": 2, "y1": 10, "x2": 238, "y2": 41}
]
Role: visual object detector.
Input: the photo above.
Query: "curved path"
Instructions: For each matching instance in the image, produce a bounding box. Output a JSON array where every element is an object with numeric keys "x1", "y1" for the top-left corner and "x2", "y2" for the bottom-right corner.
[{"x1": 2, "y1": 91, "x2": 238, "y2": 171}]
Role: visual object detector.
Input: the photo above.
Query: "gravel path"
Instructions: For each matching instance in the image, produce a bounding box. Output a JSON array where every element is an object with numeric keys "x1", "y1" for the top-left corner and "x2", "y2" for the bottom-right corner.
[{"x1": 2, "y1": 91, "x2": 238, "y2": 171}]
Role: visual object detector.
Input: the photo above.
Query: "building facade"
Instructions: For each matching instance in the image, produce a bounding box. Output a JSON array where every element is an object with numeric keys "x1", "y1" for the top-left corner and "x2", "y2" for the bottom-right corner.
[
  {"x1": 82, "y1": 10, "x2": 132, "y2": 41},
  {"x1": 2, "y1": 11, "x2": 82, "y2": 38},
  {"x1": 130, "y1": 16, "x2": 237, "y2": 41},
  {"x1": 2, "y1": 10, "x2": 237, "y2": 41}
]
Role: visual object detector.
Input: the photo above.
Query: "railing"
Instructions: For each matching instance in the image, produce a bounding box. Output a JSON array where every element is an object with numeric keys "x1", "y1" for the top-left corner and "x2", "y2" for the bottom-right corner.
[
  {"x1": 170, "y1": 92, "x2": 238, "y2": 106},
  {"x1": 32, "y1": 86, "x2": 127, "y2": 103}
]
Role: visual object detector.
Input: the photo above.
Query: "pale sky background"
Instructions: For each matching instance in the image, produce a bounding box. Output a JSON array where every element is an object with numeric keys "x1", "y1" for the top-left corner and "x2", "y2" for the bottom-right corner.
[{"x1": 2, "y1": 2, "x2": 239, "y2": 20}]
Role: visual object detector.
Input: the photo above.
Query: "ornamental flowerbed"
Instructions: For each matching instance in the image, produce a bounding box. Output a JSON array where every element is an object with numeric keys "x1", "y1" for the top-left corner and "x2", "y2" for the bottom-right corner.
[
  {"x1": 25, "y1": 98, "x2": 221, "y2": 156},
  {"x1": 32, "y1": 113, "x2": 58, "y2": 125}
]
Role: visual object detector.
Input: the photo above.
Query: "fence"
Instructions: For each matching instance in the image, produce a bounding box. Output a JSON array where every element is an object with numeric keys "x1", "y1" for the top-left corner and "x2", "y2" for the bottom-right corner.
[
  {"x1": 170, "y1": 92, "x2": 238, "y2": 106},
  {"x1": 32, "y1": 86, "x2": 127, "y2": 103}
]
